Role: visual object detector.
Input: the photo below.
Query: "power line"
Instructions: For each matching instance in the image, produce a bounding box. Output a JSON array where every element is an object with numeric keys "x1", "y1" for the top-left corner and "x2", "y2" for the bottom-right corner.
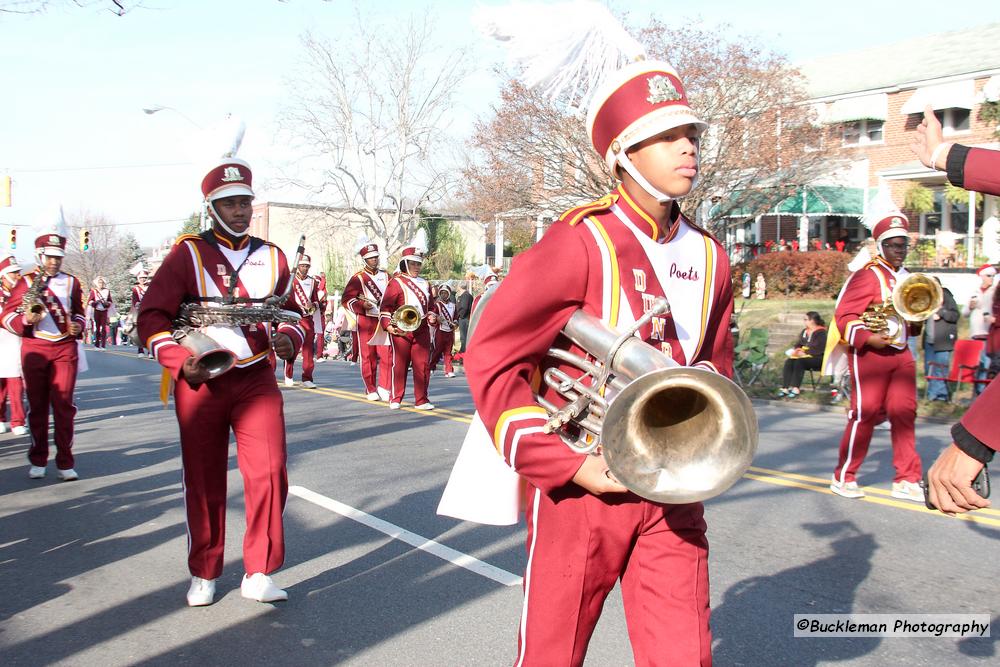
[{"x1": 1, "y1": 162, "x2": 195, "y2": 174}]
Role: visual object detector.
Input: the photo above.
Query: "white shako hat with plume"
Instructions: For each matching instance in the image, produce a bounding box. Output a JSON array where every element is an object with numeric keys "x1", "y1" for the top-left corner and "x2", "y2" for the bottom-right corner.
[
  {"x1": 398, "y1": 228, "x2": 428, "y2": 271},
  {"x1": 200, "y1": 115, "x2": 253, "y2": 237},
  {"x1": 474, "y1": 0, "x2": 707, "y2": 204},
  {"x1": 863, "y1": 189, "x2": 909, "y2": 256},
  {"x1": 355, "y1": 234, "x2": 380, "y2": 261}
]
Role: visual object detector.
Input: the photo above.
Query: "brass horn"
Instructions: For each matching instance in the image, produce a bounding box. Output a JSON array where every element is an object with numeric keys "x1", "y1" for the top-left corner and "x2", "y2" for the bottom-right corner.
[
  {"x1": 469, "y1": 291, "x2": 758, "y2": 504},
  {"x1": 391, "y1": 304, "x2": 422, "y2": 333},
  {"x1": 891, "y1": 272, "x2": 943, "y2": 322},
  {"x1": 171, "y1": 329, "x2": 237, "y2": 380}
]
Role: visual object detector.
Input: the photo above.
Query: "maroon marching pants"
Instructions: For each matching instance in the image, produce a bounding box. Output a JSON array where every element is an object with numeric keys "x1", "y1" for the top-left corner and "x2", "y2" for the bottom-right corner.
[
  {"x1": 834, "y1": 346, "x2": 921, "y2": 484},
  {"x1": 174, "y1": 361, "x2": 288, "y2": 579},
  {"x1": 21, "y1": 338, "x2": 78, "y2": 470},
  {"x1": 388, "y1": 325, "x2": 431, "y2": 405},
  {"x1": 0, "y1": 376, "x2": 26, "y2": 426},
  {"x1": 356, "y1": 315, "x2": 390, "y2": 394},
  {"x1": 518, "y1": 486, "x2": 712, "y2": 666},
  {"x1": 93, "y1": 310, "x2": 108, "y2": 348},
  {"x1": 430, "y1": 329, "x2": 455, "y2": 374},
  {"x1": 284, "y1": 319, "x2": 315, "y2": 382}
]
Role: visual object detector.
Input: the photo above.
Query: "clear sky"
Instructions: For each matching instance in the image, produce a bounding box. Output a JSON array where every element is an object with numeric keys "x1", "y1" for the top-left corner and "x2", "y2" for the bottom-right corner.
[{"x1": 1, "y1": 0, "x2": 997, "y2": 257}]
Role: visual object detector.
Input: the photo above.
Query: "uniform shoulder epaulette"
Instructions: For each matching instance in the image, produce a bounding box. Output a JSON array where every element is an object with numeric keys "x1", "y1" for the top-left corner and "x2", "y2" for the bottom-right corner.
[
  {"x1": 560, "y1": 193, "x2": 618, "y2": 227},
  {"x1": 174, "y1": 233, "x2": 201, "y2": 246}
]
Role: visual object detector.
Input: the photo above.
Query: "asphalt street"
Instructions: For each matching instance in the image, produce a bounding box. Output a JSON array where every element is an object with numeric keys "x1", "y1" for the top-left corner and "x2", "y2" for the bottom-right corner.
[{"x1": 1, "y1": 345, "x2": 997, "y2": 666}]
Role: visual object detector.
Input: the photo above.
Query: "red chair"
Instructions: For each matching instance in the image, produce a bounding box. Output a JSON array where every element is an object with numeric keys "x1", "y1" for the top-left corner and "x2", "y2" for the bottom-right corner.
[{"x1": 951, "y1": 339, "x2": 991, "y2": 395}]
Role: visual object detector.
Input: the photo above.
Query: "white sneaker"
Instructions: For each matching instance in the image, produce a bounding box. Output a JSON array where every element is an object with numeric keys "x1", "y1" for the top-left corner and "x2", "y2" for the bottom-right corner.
[
  {"x1": 0, "y1": 422, "x2": 9, "y2": 434},
  {"x1": 12, "y1": 425, "x2": 29, "y2": 436},
  {"x1": 186, "y1": 576, "x2": 216, "y2": 607},
  {"x1": 388, "y1": 402, "x2": 401, "y2": 410},
  {"x1": 57, "y1": 468, "x2": 79, "y2": 481},
  {"x1": 874, "y1": 421, "x2": 891, "y2": 431},
  {"x1": 137, "y1": 351, "x2": 144, "y2": 357},
  {"x1": 377, "y1": 387, "x2": 390, "y2": 401},
  {"x1": 284, "y1": 378, "x2": 295, "y2": 387},
  {"x1": 891, "y1": 480, "x2": 925, "y2": 502},
  {"x1": 301, "y1": 381, "x2": 317, "y2": 389},
  {"x1": 830, "y1": 477, "x2": 864, "y2": 499},
  {"x1": 365, "y1": 392, "x2": 380, "y2": 401},
  {"x1": 241, "y1": 573, "x2": 287, "y2": 602},
  {"x1": 414, "y1": 403, "x2": 435, "y2": 411},
  {"x1": 28, "y1": 465, "x2": 46, "y2": 479},
  {"x1": 444, "y1": 372, "x2": 456, "y2": 378},
  {"x1": 316, "y1": 358, "x2": 326, "y2": 364}
]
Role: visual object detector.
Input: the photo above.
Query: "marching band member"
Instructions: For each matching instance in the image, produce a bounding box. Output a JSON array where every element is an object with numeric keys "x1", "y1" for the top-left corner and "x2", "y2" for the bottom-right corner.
[
  {"x1": 0, "y1": 256, "x2": 28, "y2": 436},
  {"x1": 283, "y1": 254, "x2": 320, "y2": 389},
  {"x1": 828, "y1": 193, "x2": 923, "y2": 502},
  {"x1": 314, "y1": 271, "x2": 328, "y2": 362},
  {"x1": 470, "y1": 265, "x2": 499, "y2": 316},
  {"x1": 1, "y1": 230, "x2": 86, "y2": 481},
  {"x1": 137, "y1": 147, "x2": 305, "y2": 607},
  {"x1": 132, "y1": 269, "x2": 150, "y2": 357},
  {"x1": 87, "y1": 276, "x2": 114, "y2": 349},
  {"x1": 458, "y1": 31, "x2": 731, "y2": 662},
  {"x1": 379, "y1": 229, "x2": 435, "y2": 410},
  {"x1": 429, "y1": 282, "x2": 457, "y2": 378},
  {"x1": 342, "y1": 238, "x2": 391, "y2": 400}
]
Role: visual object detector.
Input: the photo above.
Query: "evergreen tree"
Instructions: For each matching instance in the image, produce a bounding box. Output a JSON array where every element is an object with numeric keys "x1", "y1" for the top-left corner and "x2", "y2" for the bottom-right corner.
[
  {"x1": 178, "y1": 212, "x2": 201, "y2": 237},
  {"x1": 109, "y1": 233, "x2": 145, "y2": 315}
]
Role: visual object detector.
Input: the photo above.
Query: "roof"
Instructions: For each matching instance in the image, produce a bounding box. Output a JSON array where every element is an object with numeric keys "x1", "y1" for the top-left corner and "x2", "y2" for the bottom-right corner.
[{"x1": 799, "y1": 22, "x2": 1000, "y2": 99}]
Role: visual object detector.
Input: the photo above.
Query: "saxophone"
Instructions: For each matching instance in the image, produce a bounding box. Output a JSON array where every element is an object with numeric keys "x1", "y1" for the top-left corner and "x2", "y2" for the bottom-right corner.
[{"x1": 17, "y1": 274, "x2": 49, "y2": 316}]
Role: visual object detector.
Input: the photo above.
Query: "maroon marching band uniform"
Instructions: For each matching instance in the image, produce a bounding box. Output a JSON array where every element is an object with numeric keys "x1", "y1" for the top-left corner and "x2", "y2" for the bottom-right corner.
[
  {"x1": 314, "y1": 275, "x2": 328, "y2": 360},
  {"x1": 832, "y1": 255, "x2": 921, "y2": 485},
  {"x1": 0, "y1": 262, "x2": 27, "y2": 430},
  {"x1": 379, "y1": 272, "x2": 434, "y2": 406},
  {"x1": 138, "y1": 227, "x2": 305, "y2": 581},
  {"x1": 87, "y1": 286, "x2": 113, "y2": 348},
  {"x1": 342, "y1": 254, "x2": 391, "y2": 395},
  {"x1": 283, "y1": 269, "x2": 320, "y2": 384},
  {"x1": 429, "y1": 294, "x2": 456, "y2": 375},
  {"x1": 1, "y1": 243, "x2": 86, "y2": 473},
  {"x1": 465, "y1": 185, "x2": 733, "y2": 665},
  {"x1": 132, "y1": 283, "x2": 148, "y2": 353}
]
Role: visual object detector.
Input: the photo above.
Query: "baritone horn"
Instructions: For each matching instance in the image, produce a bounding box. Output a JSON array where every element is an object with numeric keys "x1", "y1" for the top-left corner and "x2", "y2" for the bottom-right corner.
[
  {"x1": 891, "y1": 273, "x2": 943, "y2": 322},
  {"x1": 390, "y1": 304, "x2": 422, "y2": 332},
  {"x1": 468, "y1": 291, "x2": 758, "y2": 504}
]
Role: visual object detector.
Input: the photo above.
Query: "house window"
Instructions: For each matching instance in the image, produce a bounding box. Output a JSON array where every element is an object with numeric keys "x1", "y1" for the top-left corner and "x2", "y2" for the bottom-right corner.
[
  {"x1": 842, "y1": 119, "x2": 884, "y2": 146},
  {"x1": 933, "y1": 108, "x2": 970, "y2": 135}
]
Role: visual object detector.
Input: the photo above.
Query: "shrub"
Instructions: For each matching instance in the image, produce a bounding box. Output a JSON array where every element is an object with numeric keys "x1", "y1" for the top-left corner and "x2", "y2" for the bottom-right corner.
[{"x1": 734, "y1": 250, "x2": 849, "y2": 298}]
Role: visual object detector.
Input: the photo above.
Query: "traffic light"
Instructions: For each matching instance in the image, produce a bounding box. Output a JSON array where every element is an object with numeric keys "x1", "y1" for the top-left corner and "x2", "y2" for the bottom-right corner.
[
  {"x1": 0, "y1": 176, "x2": 10, "y2": 207},
  {"x1": 80, "y1": 228, "x2": 91, "y2": 252},
  {"x1": 7, "y1": 228, "x2": 15, "y2": 250}
]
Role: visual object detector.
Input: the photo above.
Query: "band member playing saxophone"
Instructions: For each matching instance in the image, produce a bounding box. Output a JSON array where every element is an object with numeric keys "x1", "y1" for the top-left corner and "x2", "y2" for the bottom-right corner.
[{"x1": 137, "y1": 147, "x2": 306, "y2": 607}]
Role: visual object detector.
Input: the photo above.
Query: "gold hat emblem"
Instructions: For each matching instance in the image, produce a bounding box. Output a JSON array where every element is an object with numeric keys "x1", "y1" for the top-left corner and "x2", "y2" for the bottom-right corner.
[
  {"x1": 221, "y1": 166, "x2": 244, "y2": 183},
  {"x1": 647, "y1": 75, "x2": 681, "y2": 104},
  {"x1": 889, "y1": 217, "x2": 905, "y2": 228},
  {"x1": 49, "y1": 235, "x2": 59, "y2": 243}
]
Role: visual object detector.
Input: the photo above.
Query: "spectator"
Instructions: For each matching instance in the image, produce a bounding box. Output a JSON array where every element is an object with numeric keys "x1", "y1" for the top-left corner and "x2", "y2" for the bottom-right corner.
[
  {"x1": 962, "y1": 265, "x2": 996, "y2": 397},
  {"x1": 776, "y1": 311, "x2": 827, "y2": 398},
  {"x1": 921, "y1": 279, "x2": 958, "y2": 401},
  {"x1": 455, "y1": 281, "x2": 473, "y2": 353}
]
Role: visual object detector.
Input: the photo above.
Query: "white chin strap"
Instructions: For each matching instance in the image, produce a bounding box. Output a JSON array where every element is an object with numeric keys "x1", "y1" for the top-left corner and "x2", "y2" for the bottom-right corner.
[
  {"x1": 207, "y1": 200, "x2": 250, "y2": 238},
  {"x1": 614, "y1": 147, "x2": 700, "y2": 205}
]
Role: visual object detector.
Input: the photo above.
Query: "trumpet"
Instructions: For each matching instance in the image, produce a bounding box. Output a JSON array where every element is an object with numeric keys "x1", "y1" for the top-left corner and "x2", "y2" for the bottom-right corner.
[{"x1": 390, "y1": 304, "x2": 422, "y2": 333}]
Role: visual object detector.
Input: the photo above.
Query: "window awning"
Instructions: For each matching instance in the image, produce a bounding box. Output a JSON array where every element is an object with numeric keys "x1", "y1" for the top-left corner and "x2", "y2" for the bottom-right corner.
[
  {"x1": 710, "y1": 187, "x2": 866, "y2": 218},
  {"x1": 980, "y1": 75, "x2": 1000, "y2": 103},
  {"x1": 900, "y1": 80, "x2": 975, "y2": 114},
  {"x1": 822, "y1": 94, "x2": 887, "y2": 123}
]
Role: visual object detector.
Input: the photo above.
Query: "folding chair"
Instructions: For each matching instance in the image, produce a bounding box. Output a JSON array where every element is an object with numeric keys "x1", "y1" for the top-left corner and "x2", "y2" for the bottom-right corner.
[
  {"x1": 734, "y1": 328, "x2": 769, "y2": 386},
  {"x1": 952, "y1": 339, "x2": 992, "y2": 395}
]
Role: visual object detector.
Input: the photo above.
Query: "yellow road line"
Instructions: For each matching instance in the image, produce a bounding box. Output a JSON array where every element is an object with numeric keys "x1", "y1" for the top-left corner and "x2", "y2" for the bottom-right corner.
[{"x1": 294, "y1": 385, "x2": 473, "y2": 425}]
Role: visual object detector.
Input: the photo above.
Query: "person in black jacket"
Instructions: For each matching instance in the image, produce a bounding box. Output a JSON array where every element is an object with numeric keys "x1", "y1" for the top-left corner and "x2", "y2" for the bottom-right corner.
[
  {"x1": 455, "y1": 281, "x2": 473, "y2": 353},
  {"x1": 776, "y1": 311, "x2": 828, "y2": 398},
  {"x1": 922, "y1": 280, "x2": 959, "y2": 401}
]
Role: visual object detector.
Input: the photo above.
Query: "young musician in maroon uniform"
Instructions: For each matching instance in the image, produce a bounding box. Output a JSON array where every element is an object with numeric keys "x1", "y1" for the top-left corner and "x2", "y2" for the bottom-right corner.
[
  {"x1": 137, "y1": 152, "x2": 306, "y2": 607},
  {"x1": 0, "y1": 256, "x2": 28, "y2": 436},
  {"x1": 379, "y1": 230, "x2": 436, "y2": 410},
  {"x1": 131, "y1": 270, "x2": 150, "y2": 356},
  {"x1": 912, "y1": 106, "x2": 1000, "y2": 512},
  {"x1": 283, "y1": 254, "x2": 320, "y2": 389},
  {"x1": 462, "y1": 57, "x2": 731, "y2": 664},
  {"x1": 342, "y1": 239, "x2": 391, "y2": 400},
  {"x1": 87, "y1": 276, "x2": 113, "y2": 349},
  {"x1": 828, "y1": 196, "x2": 923, "y2": 502},
  {"x1": 429, "y1": 282, "x2": 457, "y2": 377},
  {"x1": 314, "y1": 272, "x2": 328, "y2": 362},
  {"x1": 1, "y1": 233, "x2": 85, "y2": 481}
]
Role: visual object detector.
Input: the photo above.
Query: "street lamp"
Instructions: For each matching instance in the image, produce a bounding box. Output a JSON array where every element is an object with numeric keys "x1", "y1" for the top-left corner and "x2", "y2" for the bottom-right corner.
[{"x1": 141, "y1": 105, "x2": 202, "y2": 129}]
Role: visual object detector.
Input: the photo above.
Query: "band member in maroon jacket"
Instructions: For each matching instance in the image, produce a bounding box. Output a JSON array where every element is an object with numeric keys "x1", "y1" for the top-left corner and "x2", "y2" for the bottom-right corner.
[
  {"x1": 464, "y1": 58, "x2": 729, "y2": 664},
  {"x1": 283, "y1": 254, "x2": 320, "y2": 389},
  {"x1": 87, "y1": 276, "x2": 113, "y2": 349},
  {"x1": 0, "y1": 256, "x2": 28, "y2": 436},
  {"x1": 1, "y1": 233, "x2": 86, "y2": 481},
  {"x1": 429, "y1": 283, "x2": 457, "y2": 377},
  {"x1": 913, "y1": 107, "x2": 1000, "y2": 512},
  {"x1": 314, "y1": 272, "x2": 328, "y2": 361},
  {"x1": 131, "y1": 270, "x2": 150, "y2": 356},
  {"x1": 342, "y1": 239, "x2": 391, "y2": 401},
  {"x1": 379, "y1": 230, "x2": 436, "y2": 410},
  {"x1": 137, "y1": 153, "x2": 305, "y2": 607}
]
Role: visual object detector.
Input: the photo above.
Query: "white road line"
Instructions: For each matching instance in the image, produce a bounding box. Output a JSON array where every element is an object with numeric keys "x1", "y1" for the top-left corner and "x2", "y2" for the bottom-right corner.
[{"x1": 289, "y1": 485, "x2": 523, "y2": 587}]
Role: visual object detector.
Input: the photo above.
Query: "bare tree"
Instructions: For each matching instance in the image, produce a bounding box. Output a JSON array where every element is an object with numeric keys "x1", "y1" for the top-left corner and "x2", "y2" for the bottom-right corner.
[
  {"x1": 276, "y1": 9, "x2": 470, "y2": 257},
  {"x1": 463, "y1": 18, "x2": 842, "y2": 236},
  {"x1": 0, "y1": 1, "x2": 138, "y2": 15},
  {"x1": 60, "y1": 211, "x2": 120, "y2": 293}
]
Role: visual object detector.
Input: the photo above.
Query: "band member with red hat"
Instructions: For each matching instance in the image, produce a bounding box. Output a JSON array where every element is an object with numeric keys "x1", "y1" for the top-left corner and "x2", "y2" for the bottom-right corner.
[
  {"x1": 283, "y1": 254, "x2": 321, "y2": 389},
  {"x1": 342, "y1": 237, "x2": 391, "y2": 401},
  {"x1": 1, "y1": 230, "x2": 85, "y2": 481},
  {"x1": 429, "y1": 282, "x2": 457, "y2": 377},
  {"x1": 87, "y1": 276, "x2": 114, "y2": 349},
  {"x1": 455, "y1": 19, "x2": 730, "y2": 659},
  {"x1": 314, "y1": 271, "x2": 328, "y2": 362},
  {"x1": 379, "y1": 229, "x2": 436, "y2": 410},
  {"x1": 137, "y1": 142, "x2": 306, "y2": 607},
  {"x1": 131, "y1": 269, "x2": 150, "y2": 356},
  {"x1": 828, "y1": 192, "x2": 923, "y2": 503},
  {"x1": 0, "y1": 255, "x2": 29, "y2": 436}
]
